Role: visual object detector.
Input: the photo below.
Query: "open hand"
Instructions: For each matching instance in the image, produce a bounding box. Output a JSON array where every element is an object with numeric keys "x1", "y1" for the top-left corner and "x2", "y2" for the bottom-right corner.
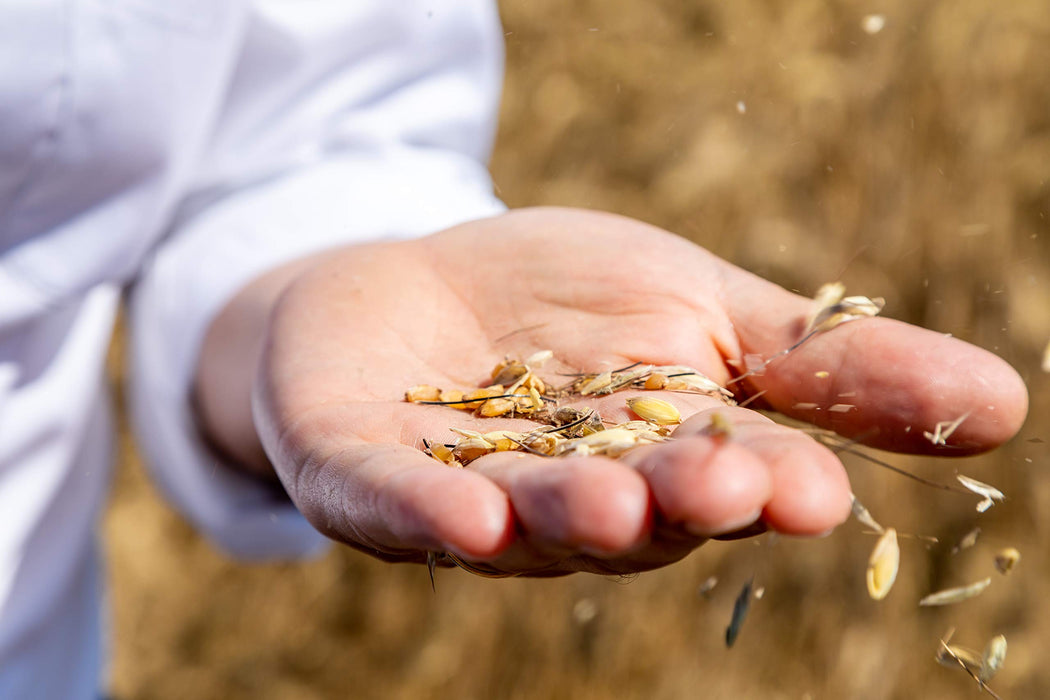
[{"x1": 232, "y1": 208, "x2": 1027, "y2": 575}]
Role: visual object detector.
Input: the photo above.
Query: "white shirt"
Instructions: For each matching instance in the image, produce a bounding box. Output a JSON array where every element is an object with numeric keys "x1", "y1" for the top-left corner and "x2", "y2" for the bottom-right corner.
[{"x1": 0, "y1": 2, "x2": 505, "y2": 697}]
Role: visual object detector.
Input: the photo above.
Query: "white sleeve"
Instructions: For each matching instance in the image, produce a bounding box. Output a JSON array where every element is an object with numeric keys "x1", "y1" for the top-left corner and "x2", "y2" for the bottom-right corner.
[{"x1": 126, "y1": 1, "x2": 506, "y2": 559}]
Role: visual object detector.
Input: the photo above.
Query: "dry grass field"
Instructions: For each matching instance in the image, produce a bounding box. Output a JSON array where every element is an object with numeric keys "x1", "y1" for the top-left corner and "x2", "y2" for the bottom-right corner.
[{"x1": 105, "y1": 1, "x2": 1050, "y2": 698}]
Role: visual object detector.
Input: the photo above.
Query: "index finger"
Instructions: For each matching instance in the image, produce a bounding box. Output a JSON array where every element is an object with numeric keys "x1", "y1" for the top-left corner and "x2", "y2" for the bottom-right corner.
[{"x1": 718, "y1": 267, "x2": 1028, "y2": 454}]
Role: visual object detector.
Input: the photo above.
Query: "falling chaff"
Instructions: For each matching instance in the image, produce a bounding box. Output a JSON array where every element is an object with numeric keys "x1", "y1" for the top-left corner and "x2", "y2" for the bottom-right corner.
[
  {"x1": 807, "y1": 295, "x2": 886, "y2": 336},
  {"x1": 951, "y1": 527, "x2": 981, "y2": 554},
  {"x1": 956, "y1": 475, "x2": 1006, "y2": 512},
  {"x1": 725, "y1": 577, "x2": 754, "y2": 647},
  {"x1": 572, "y1": 598, "x2": 598, "y2": 626},
  {"x1": 937, "y1": 642, "x2": 983, "y2": 674},
  {"x1": 980, "y1": 635, "x2": 1007, "y2": 683},
  {"x1": 850, "y1": 495, "x2": 884, "y2": 533},
  {"x1": 919, "y1": 577, "x2": 992, "y2": 607},
  {"x1": 862, "y1": 14, "x2": 886, "y2": 34},
  {"x1": 726, "y1": 285, "x2": 884, "y2": 388},
  {"x1": 805, "y1": 282, "x2": 846, "y2": 330},
  {"x1": 937, "y1": 629, "x2": 1005, "y2": 699}
]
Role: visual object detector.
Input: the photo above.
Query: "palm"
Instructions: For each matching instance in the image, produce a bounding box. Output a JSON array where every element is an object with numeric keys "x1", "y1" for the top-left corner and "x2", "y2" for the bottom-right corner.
[{"x1": 256, "y1": 208, "x2": 1027, "y2": 575}]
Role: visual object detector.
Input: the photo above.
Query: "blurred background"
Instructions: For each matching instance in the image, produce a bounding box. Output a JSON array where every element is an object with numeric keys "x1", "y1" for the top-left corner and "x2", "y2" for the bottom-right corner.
[{"x1": 105, "y1": 1, "x2": 1050, "y2": 697}]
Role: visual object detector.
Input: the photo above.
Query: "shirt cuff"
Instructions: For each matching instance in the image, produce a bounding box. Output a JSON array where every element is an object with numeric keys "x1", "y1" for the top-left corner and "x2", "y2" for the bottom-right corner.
[{"x1": 125, "y1": 146, "x2": 505, "y2": 559}]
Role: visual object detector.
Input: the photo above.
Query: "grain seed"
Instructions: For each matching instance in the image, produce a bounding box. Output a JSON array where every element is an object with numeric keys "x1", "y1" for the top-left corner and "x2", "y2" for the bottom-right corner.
[
  {"x1": 405, "y1": 384, "x2": 442, "y2": 402},
  {"x1": 479, "y1": 397, "x2": 516, "y2": 417},
  {"x1": 644, "y1": 372, "x2": 669, "y2": 390},
  {"x1": 993, "y1": 547, "x2": 1020, "y2": 575},
  {"x1": 866, "y1": 527, "x2": 899, "y2": 600},
  {"x1": 482, "y1": 430, "x2": 527, "y2": 452},
  {"x1": 529, "y1": 386, "x2": 544, "y2": 412},
  {"x1": 426, "y1": 441, "x2": 456, "y2": 464},
  {"x1": 626, "y1": 396, "x2": 682, "y2": 425},
  {"x1": 439, "y1": 389, "x2": 464, "y2": 404},
  {"x1": 461, "y1": 384, "x2": 506, "y2": 409}
]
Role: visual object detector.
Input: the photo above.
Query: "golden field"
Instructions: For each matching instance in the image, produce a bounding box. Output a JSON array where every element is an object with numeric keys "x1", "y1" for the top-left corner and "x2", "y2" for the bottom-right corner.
[{"x1": 105, "y1": 1, "x2": 1050, "y2": 698}]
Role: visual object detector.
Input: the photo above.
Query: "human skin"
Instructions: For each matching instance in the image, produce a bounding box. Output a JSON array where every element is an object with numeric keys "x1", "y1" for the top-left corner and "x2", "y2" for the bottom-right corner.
[{"x1": 194, "y1": 207, "x2": 1028, "y2": 575}]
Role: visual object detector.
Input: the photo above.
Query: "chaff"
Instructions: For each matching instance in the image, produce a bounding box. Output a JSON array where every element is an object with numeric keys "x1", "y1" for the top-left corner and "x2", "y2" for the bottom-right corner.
[
  {"x1": 725, "y1": 577, "x2": 754, "y2": 647},
  {"x1": 937, "y1": 629, "x2": 1005, "y2": 699},
  {"x1": 698, "y1": 576, "x2": 718, "y2": 599},
  {"x1": 850, "y1": 495, "x2": 884, "y2": 533},
  {"x1": 727, "y1": 286, "x2": 884, "y2": 389},
  {"x1": 980, "y1": 635, "x2": 1007, "y2": 683},
  {"x1": 919, "y1": 577, "x2": 992, "y2": 606},
  {"x1": 951, "y1": 527, "x2": 981, "y2": 554},
  {"x1": 956, "y1": 475, "x2": 1006, "y2": 512}
]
